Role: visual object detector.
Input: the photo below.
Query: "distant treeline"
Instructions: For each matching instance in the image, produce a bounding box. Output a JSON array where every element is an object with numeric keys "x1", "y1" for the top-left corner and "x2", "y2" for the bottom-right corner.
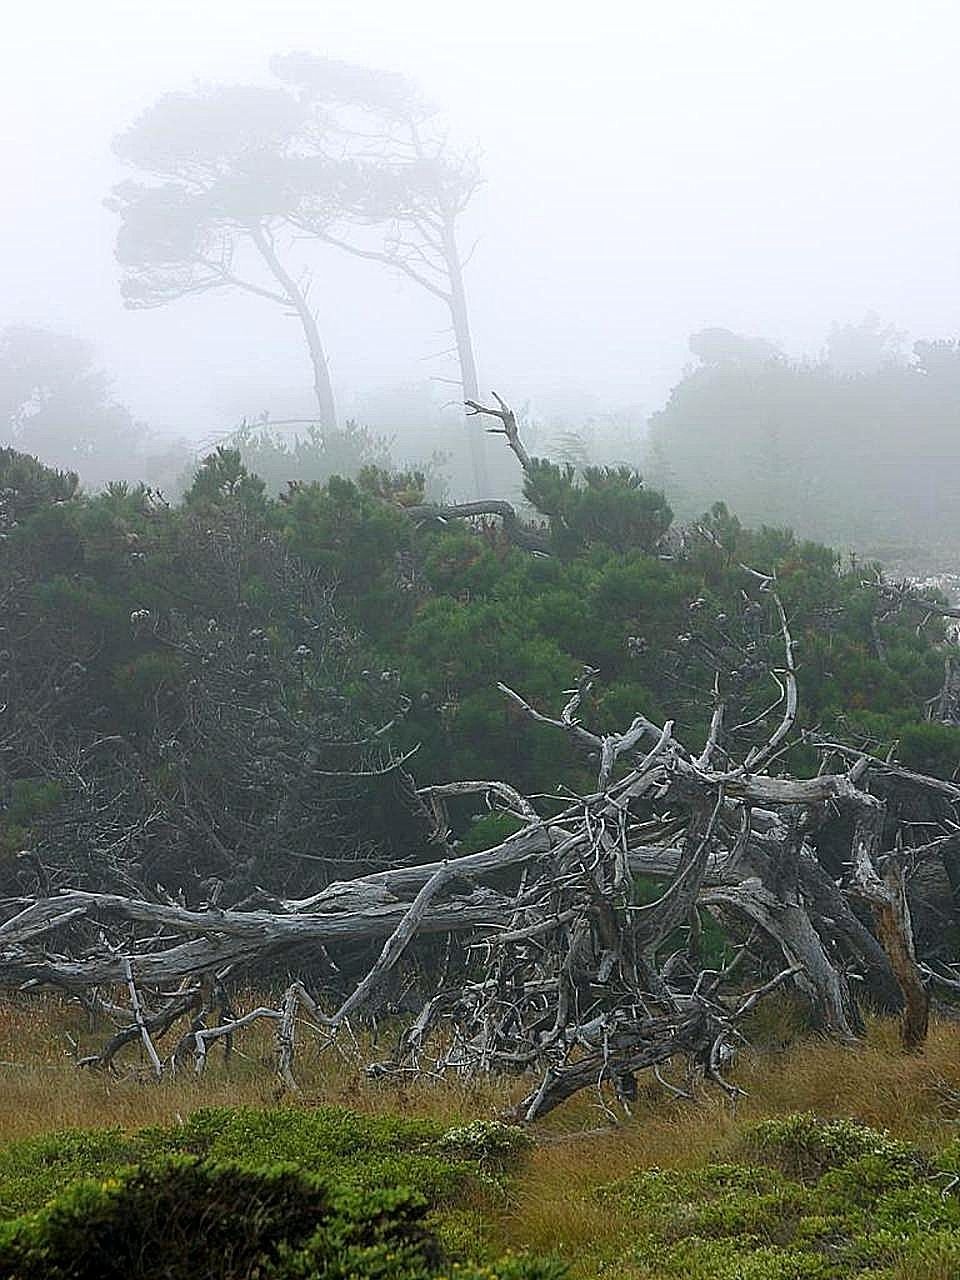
[
  {"x1": 644, "y1": 318, "x2": 960, "y2": 568},
  {"x1": 9, "y1": 314, "x2": 960, "y2": 570}
]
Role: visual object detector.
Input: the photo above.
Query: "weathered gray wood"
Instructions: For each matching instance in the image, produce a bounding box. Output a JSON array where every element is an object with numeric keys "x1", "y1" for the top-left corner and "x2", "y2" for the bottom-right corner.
[
  {"x1": 1, "y1": 573, "x2": 956, "y2": 1108},
  {"x1": 404, "y1": 501, "x2": 550, "y2": 554},
  {"x1": 850, "y1": 806, "x2": 929, "y2": 1048}
]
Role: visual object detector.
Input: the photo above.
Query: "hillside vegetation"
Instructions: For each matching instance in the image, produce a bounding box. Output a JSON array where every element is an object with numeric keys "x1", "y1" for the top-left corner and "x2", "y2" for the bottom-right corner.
[
  {"x1": 4, "y1": 433, "x2": 960, "y2": 1277},
  {"x1": 2, "y1": 439, "x2": 955, "y2": 903}
]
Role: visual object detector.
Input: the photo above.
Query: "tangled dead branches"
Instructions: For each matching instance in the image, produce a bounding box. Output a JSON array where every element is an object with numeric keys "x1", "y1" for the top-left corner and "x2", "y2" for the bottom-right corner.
[{"x1": 0, "y1": 564, "x2": 955, "y2": 1122}]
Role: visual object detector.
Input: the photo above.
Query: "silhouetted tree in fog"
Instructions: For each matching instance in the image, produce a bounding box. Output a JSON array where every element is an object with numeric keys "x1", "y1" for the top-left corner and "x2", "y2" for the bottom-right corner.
[
  {"x1": 108, "y1": 63, "x2": 489, "y2": 493},
  {"x1": 687, "y1": 327, "x2": 783, "y2": 368},
  {"x1": 272, "y1": 54, "x2": 489, "y2": 496},
  {"x1": 107, "y1": 86, "x2": 342, "y2": 426},
  {"x1": 824, "y1": 312, "x2": 906, "y2": 376},
  {"x1": 0, "y1": 326, "x2": 146, "y2": 483}
]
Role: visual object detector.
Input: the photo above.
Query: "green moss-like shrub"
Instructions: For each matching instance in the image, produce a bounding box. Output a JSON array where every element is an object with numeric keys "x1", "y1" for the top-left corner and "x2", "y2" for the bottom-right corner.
[
  {"x1": 0, "y1": 1106, "x2": 567, "y2": 1278},
  {"x1": 435, "y1": 1122, "x2": 533, "y2": 1172},
  {"x1": 0, "y1": 1156, "x2": 561, "y2": 1280},
  {"x1": 0, "y1": 1106, "x2": 485, "y2": 1223},
  {"x1": 600, "y1": 1115, "x2": 960, "y2": 1279},
  {"x1": 736, "y1": 1112, "x2": 927, "y2": 1182},
  {"x1": 0, "y1": 1157, "x2": 433, "y2": 1279}
]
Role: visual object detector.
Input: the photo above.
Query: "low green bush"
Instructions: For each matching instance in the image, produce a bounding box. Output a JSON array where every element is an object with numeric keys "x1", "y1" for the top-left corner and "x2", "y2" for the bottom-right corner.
[
  {"x1": 735, "y1": 1112, "x2": 927, "y2": 1182},
  {"x1": 435, "y1": 1121, "x2": 533, "y2": 1173},
  {"x1": 0, "y1": 1127, "x2": 129, "y2": 1220},
  {"x1": 0, "y1": 1157, "x2": 371, "y2": 1279},
  {"x1": 600, "y1": 1114, "x2": 960, "y2": 1279},
  {"x1": 0, "y1": 1106, "x2": 479, "y2": 1222},
  {"x1": 0, "y1": 1156, "x2": 561, "y2": 1280}
]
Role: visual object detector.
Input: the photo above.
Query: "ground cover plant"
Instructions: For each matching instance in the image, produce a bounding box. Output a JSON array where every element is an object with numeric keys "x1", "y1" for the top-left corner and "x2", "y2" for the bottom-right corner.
[
  {"x1": 0, "y1": 1097, "x2": 548, "y2": 1279},
  {"x1": 0, "y1": 1159, "x2": 563, "y2": 1280},
  {"x1": 593, "y1": 1114, "x2": 960, "y2": 1279},
  {"x1": 0, "y1": 1105, "x2": 501, "y2": 1219}
]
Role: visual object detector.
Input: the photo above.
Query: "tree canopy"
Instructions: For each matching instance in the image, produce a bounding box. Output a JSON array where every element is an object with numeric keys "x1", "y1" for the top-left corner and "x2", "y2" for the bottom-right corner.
[{"x1": 107, "y1": 55, "x2": 487, "y2": 481}]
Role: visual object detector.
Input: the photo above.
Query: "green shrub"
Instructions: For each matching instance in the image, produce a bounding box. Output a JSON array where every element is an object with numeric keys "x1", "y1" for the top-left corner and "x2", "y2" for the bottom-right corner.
[
  {"x1": 0, "y1": 1127, "x2": 129, "y2": 1220},
  {"x1": 0, "y1": 1107, "x2": 490, "y2": 1222},
  {"x1": 436, "y1": 1122, "x2": 533, "y2": 1172},
  {"x1": 736, "y1": 1113, "x2": 927, "y2": 1182},
  {"x1": 0, "y1": 1156, "x2": 439, "y2": 1279},
  {"x1": 0, "y1": 1155, "x2": 563, "y2": 1280},
  {"x1": 0, "y1": 1106, "x2": 566, "y2": 1278},
  {"x1": 600, "y1": 1114, "x2": 960, "y2": 1279}
]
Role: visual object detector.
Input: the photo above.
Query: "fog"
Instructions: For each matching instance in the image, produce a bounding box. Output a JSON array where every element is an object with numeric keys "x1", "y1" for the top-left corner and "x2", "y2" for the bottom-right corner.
[{"x1": 2, "y1": 0, "x2": 959, "y2": 485}]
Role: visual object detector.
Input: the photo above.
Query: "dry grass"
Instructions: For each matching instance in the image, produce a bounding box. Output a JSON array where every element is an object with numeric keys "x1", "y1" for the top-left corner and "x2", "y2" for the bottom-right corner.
[
  {"x1": 2, "y1": 995, "x2": 960, "y2": 1277},
  {"x1": 0, "y1": 993, "x2": 516, "y2": 1140},
  {"x1": 495, "y1": 1015, "x2": 960, "y2": 1274}
]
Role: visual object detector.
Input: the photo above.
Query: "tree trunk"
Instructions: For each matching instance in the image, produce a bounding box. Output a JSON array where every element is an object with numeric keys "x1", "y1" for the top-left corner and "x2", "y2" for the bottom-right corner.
[
  {"x1": 799, "y1": 855, "x2": 904, "y2": 1014},
  {"x1": 297, "y1": 305, "x2": 338, "y2": 429},
  {"x1": 442, "y1": 220, "x2": 489, "y2": 498},
  {"x1": 250, "y1": 224, "x2": 338, "y2": 427},
  {"x1": 873, "y1": 864, "x2": 930, "y2": 1050},
  {"x1": 851, "y1": 806, "x2": 929, "y2": 1050},
  {"x1": 703, "y1": 881, "x2": 858, "y2": 1038},
  {"x1": 931, "y1": 653, "x2": 960, "y2": 726}
]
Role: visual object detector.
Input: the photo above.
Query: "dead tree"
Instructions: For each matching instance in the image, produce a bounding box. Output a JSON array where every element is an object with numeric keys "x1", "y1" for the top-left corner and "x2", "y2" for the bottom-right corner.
[
  {"x1": 870, "y1": 577, "x2": 960, "y2": 726},
  {"x1": 0, "y1": 402, "x2": 954, "y2": 1116},
  {"x1": 0, "y1": 569, "x2": 951, "y2": 1116},
  {"x1": 398, "y1": 395, "x2": 549, "y2": 553}
]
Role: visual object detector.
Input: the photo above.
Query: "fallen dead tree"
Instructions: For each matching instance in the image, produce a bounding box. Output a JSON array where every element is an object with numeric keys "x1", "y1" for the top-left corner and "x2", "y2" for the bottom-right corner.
[
  {"x1": 2, "y1": 399, "x2": 958, "y2": 1119},
  {"x1": 0, "y1": 562, "x2": 956, "y2": 1121}
]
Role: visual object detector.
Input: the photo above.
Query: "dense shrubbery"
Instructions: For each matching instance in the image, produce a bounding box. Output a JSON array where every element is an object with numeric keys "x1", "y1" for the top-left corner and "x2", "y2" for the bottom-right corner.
[
  {"x1": 0, "y1": 447, "x2": 424, "y2": 900},
  {"x1": 325, "y1": 497, "x2": 952, "y2": 790},
  {"x1": 0, "y1": 1108, "x2": 555, "y2": 1280},
  {"x1": 3, "y1": 1106, "x2": 960, "y2": 1278},
  {"x1": 519, "y1": 458, "x2": 673, "y2": 556},
  {"x1": 0, "y1": 1158, "x2": 560, "y2": 1280},
  {"x1": 0, "y1": 1159, "x2": 422, "y2": 1280},
  {"x1": 2, "y1": 438, "x2": 958, "y2": 903},
  {"x1": 0, "y1": 1107, "x2": 472, "y2": 1218}
]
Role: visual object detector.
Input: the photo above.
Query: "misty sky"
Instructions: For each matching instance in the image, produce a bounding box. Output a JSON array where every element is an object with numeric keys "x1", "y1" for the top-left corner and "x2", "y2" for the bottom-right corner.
[{"x1": 2, "y1": 0, "x2": 958, "y2": 439}]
